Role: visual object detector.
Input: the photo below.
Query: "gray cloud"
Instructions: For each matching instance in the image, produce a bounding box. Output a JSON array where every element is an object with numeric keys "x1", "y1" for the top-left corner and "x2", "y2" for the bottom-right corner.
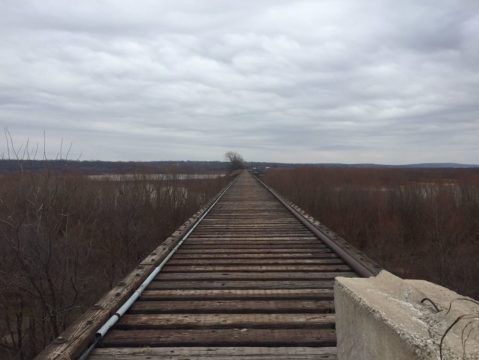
[{"x1": 0, "y1": 0, "x2": 478, "y2": 163}]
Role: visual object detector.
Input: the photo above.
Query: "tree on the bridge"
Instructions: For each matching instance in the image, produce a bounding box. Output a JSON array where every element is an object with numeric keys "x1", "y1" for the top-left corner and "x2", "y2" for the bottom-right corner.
[{"x1": 225, "y1": 151, "x2": 246, "y2": 170}]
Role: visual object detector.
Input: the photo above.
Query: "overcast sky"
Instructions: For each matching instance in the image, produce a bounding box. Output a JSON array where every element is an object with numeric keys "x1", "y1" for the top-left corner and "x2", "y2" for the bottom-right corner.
[{"x1": 1, "y1": 0, "x2": 478, "y2": 163}]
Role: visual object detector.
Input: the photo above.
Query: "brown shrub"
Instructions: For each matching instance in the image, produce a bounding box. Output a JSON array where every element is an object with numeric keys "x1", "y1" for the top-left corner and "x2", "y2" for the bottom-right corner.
[
  {"x1": 262, "y1": 167, "x2": 479, "y2": 299},
  {"x1": 0, "y1": 170, "x2": 231, "y2": 359}
]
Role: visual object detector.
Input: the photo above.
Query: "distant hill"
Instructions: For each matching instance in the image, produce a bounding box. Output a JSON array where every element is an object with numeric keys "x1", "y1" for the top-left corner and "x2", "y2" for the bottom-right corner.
[
  {"x1": 399, "y1": 163, "x2": 479, "y2": 168},
  {"x1": 248, "y1": 162, "x2": 479, "y2": 170},
  {"x1": 0, "y1": 160, "x2": 477, "y2": 174}
]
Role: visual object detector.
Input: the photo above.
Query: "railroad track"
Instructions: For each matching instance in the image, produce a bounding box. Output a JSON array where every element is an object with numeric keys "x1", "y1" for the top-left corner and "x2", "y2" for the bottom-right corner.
[{"x1": 38, "y1": 171, "x2": 380, "y2": 360}]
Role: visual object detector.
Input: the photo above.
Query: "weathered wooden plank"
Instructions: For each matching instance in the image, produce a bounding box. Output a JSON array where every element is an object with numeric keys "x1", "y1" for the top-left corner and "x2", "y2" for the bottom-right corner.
[
  {"x1": 201, "y1": 219, "x2": 295, "y2": 221},
  {"x1": 161, "y1": 265, "x2": 352, "y2": 273},
  {"x1": 130, "y1": 299, "x2": 334, "y2": 313},
  {"x1": 148, "y1": 280, "x2": 335, "y2": 290},
  {"x1": 167, "y1": 258, "x2": 344, "y2": 265},
  {"x1": 204, "y1": 214, "x2": 296, "y2": 217},
  {"x1": 175, "y1": 248, "x2": 333, "y2": 254},
  {"x1": 193, "y1": 231, "x2": 311, "y2": 235},
  {"x1": 156, "y1": 271, "x2": 354, "y2": 281},
  {"x1": 187, "y1": 235, "x2": 320, "y2": 239},
  {"x1": 172, "y1": 252, "x2": 338, "y2": 259},
  {"x1": 181, "y1": 244, "x2": 326, "y2": 249},
  {"x1": 190, "y1": 232, "x2": 314, "y2": 236},
  {"x1": 195, "y1": 225, "x2": 308, "y2": 229},
  {"x1": 117, "y1": 313, "x2": 335, "y2": 329},
  {"x1": 101, "y1": 328, "x2": 337, "y2": 347},
  {"x1": 89, "y1": 346, "x2": 337, "y2": 360},
  {"x1": 189, "y1": 230, "x2": 313, "y2": 233},
  {"x1": 197, "y1": 221, "x2": 303, "y2": 224},
  {"x1": 140, "y1": 289, "x2": 334, "y2": 301},
  {"x1": 184, "y1": 239, "x2": 320, "y2": 243}
]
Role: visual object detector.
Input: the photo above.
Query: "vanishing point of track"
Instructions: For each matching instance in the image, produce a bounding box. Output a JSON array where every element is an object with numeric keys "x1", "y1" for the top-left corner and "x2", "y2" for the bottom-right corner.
[{"x1": 38, "y1": 171, "x2": 380, "y2": 360}]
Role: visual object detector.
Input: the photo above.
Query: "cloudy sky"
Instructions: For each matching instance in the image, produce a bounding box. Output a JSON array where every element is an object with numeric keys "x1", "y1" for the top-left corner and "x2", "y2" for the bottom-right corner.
[{"x1": 1, "y1": 0, "x2": 478, "y2": 163}]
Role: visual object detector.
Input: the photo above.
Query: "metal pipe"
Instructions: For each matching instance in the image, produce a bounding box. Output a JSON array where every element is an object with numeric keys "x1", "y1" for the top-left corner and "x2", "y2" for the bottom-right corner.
[{"x1": 78, "y1": 177, "x2": 237, "y2": 359}]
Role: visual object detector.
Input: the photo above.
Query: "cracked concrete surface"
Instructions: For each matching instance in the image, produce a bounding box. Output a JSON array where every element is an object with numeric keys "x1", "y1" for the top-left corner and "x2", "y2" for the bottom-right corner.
[{"x1": 335, "y1": 271, "x2": 479, "y2": 360}]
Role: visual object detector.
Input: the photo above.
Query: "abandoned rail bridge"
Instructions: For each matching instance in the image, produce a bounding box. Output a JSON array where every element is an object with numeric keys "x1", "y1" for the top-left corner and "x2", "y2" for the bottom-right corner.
[{"x1": 38, "y1": 171, "x2": 382, "y2": 359}]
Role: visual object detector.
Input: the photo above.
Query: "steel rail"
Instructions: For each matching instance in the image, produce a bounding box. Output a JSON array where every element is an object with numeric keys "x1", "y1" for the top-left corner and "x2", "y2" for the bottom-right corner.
[
  {"x1": 254, "y1": 174, "x2": 381, "y2": 278},
  {"x1": 78, "y1": 176, "x2": 238, "y2": 360}
]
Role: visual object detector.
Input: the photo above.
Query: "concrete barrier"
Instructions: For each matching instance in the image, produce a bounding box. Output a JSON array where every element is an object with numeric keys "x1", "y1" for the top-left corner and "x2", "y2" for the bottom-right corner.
[{"x1": 335, "y1": 271, "x2": 479, "y2": 360}]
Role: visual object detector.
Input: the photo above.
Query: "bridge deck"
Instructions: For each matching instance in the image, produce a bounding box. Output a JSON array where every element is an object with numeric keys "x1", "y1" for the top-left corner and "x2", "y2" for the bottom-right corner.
[{"x1": 89, "y1": 172, "x2": 358, "y2": 359}]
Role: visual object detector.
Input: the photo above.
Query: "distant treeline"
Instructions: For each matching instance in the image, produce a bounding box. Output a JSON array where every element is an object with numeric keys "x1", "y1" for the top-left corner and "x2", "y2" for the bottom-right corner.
[
  {"x1": 0, "y1": 160, "x2": 230, "y2": 174},
  {"x1": 1, "y1": 159, "x2": 477, "y2": 175}
]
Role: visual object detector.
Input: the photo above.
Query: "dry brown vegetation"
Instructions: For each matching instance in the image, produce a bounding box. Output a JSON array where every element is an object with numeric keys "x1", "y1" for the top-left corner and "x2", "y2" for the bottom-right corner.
[
  {"x1": 0, "y1": 169, "x2": 231, "y2": 359},
  {"x1": 262, "y1": 167, "x2": 479, "y2": 300}
]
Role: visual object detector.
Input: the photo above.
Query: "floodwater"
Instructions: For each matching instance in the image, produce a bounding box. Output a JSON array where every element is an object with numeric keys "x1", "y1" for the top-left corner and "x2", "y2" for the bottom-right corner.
[{"x1": 87, "y1": 173, "x2": 226, "y2": 181}]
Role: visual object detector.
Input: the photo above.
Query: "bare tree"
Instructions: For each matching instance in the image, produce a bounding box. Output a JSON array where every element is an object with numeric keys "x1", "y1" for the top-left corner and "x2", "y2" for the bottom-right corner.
[{"x1": 225, "y1": 151, "x2": 246, "y2": 170}]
